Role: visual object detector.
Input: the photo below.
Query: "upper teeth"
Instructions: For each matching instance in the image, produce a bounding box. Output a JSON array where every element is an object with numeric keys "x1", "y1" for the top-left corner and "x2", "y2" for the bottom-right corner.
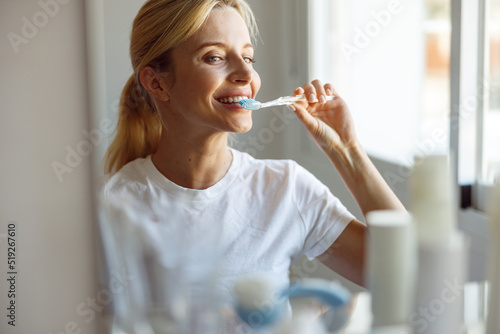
[{"x1": 217, "y1": 96, "x2": 249, "y2": 104}]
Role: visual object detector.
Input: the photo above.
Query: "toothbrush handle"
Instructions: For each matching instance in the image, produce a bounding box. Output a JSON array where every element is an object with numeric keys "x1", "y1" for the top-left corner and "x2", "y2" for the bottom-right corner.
[{"x1": 260, "y1": 94, "x2": 334, "y2": 108}]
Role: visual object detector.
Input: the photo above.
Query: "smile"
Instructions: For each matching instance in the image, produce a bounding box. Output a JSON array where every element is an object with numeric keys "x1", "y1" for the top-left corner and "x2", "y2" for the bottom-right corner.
[{"x1": 216, "y1": 96, "x2": 249, "y2": 105}]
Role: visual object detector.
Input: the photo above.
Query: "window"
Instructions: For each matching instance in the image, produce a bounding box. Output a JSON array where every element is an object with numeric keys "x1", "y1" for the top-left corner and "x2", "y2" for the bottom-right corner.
[
  {"x1": 309, "y1": 0, "x2": 499, "y2": 211},
  {"x1": 457, "y1": 0, "x2": 500, "y2": 209},
  {"x1": 422, "y1": 0, "x2": 450, "y2": 156},
  {"x1": 309, "y1": 0, "x2": 451, "y2": 162}
]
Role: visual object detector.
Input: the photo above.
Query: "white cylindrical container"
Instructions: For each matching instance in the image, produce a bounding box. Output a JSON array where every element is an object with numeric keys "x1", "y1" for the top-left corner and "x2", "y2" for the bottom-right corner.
[
  {"x1": 410, "y1": 155, "x2": 467, "y2": 334},
  {"x1": 411, "y1": 155, "x2": 455, "y2": 243},
  {"x1": 276, "y1": 309, "x2": 327, "y2": 334},
  {"x1": 411, "y1": 232, "x2": 467, "y2": 334},
  {"x1": 366, "y1": 210, "x2": 416, "y2": 328},
  {"x1": 486, "y1": 182, "x2": 500, "y2": 334}
]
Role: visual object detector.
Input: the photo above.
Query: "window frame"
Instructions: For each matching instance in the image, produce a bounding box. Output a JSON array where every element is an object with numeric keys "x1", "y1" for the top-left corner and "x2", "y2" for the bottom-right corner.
[{"x1": 452, "y1": 0, "x2": 496, "y2": 213}]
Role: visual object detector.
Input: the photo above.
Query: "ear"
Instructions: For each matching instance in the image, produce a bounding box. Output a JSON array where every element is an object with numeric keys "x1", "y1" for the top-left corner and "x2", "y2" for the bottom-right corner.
[{"x1": 139, "y1": 66, "x2": 170, "y2": 102}]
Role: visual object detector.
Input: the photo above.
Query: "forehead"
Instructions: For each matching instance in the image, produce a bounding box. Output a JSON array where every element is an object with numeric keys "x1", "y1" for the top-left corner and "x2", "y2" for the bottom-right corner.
[{"x1": 180, "y1": 7, "x2": 252, "y2": 52}]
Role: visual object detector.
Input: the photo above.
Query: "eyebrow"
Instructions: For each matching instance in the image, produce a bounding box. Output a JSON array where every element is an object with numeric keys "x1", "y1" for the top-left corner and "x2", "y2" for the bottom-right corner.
[{"x1": 195, "y1": 41, "x2": 254, "y2": 52}]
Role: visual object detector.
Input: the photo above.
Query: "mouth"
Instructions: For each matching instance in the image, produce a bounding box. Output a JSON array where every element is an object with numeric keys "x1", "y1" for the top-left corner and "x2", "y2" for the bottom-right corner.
[{"x1": 216, "y1": 95, "x2": 250, "y2": 106}]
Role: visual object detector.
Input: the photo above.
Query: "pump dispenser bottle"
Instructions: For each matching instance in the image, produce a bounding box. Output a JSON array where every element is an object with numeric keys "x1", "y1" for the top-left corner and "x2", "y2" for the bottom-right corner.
[{"x1": 410, "y1": 155, "x2": 467, "y2": 334}]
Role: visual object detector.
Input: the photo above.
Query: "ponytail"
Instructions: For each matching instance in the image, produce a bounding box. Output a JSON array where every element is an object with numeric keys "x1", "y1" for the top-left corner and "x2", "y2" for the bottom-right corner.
[{"x1": 104, "y1": 75, "x2": 162, "y2": 174}]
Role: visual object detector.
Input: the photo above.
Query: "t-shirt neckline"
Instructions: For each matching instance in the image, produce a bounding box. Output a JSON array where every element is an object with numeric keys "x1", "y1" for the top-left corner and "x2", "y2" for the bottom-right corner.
[{"x1": 142, "y1": 147, "x2": 241, "y2": 201}]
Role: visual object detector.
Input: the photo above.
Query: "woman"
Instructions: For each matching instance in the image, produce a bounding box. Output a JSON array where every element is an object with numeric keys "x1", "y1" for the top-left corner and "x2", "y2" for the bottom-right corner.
[{"x1": 103, "y1": 0, "x2": 405, "y2": 331}]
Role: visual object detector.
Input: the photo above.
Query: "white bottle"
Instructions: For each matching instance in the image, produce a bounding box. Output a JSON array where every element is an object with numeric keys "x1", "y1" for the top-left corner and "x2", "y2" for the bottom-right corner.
[
  {"x1": 275, "y1": 309, "x2": 327, "y2": 334},
  {"x1": 366, "y1": 210, "x2": 416, "y2": 329},
  {"x1": 409, "y1": 155, "x2": 467, "y2": 334},
  {"x1": 486, "y1": 181, "x2": 500, "y2": 334}
]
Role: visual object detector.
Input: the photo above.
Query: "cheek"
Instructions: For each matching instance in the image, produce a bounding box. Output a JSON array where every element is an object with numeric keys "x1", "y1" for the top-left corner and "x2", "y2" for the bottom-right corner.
[
  {"x1": 172, "y1": 65, "x2": 250, "y2": 103},
  {"x1": 174, "y1": 80, "x2": 208, "y2": 103},
  {"x1": 189, "y1": 69, "x2": 221, "y2": 97}
]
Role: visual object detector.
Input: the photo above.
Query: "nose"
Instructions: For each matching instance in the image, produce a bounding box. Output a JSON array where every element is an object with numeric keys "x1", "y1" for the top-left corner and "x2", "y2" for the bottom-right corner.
[{"x1": 229, "y1": 57, "x2": 253, "y2": 84}]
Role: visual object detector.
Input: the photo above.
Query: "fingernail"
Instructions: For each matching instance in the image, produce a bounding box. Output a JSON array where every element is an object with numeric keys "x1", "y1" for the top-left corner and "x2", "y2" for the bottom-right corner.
[
  {"x1": 287, "y1": 104, "x2": 296, "y2": 111},
  {"x1": 308, "y1": 93, "x2": 316, "y2": 102},
  {"x1": 326, "y1": 88, "x2": 332, "y2": 96},
  {"x1": 319, "y1": 95, "x2": 327, "y2": 104}
]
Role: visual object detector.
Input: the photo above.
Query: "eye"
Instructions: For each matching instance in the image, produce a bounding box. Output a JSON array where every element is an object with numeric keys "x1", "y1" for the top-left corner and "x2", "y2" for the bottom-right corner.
[
  {"x1": 205, "y1": 56, "x2": 222, "y2": 63},
  {"x1": 243, "y1": 56, "x2": 256, "y2": 64}
]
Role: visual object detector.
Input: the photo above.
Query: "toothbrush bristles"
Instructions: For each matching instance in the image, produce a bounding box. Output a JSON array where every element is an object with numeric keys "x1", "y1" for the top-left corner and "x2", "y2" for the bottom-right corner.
[{"x1": 239, "y1": 99, "x2": 261, "y2": 110}]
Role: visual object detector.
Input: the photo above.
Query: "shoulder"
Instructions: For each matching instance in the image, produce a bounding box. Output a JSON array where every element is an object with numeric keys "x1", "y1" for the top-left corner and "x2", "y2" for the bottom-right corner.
[{"x1": 102, "y1": 157, "x2": 151, "y2": 197}]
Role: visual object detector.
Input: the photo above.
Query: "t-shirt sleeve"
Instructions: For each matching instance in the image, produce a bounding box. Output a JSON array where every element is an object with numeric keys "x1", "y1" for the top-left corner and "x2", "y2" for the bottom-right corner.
[{"x1": 291, "y1": 162, "x2": 356, "y2": 260}]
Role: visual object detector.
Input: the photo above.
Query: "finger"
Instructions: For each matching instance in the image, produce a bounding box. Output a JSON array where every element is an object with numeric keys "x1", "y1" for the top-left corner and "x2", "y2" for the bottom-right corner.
[
  {"x1": 292, "y1": 87, "x2": 308, "y2": 108},
  {"x1": 302, "y1": 82, "x2": 318, "y2": 103},
  {"x1": 311, "y1": 79, "x2": 327, "y2": 104},
  {"x1": 324, "y1": 83, "x2": 335, "y2": 96},
  {"x1": 293, "y1": 86, "x2": 304, "y2": 95},
  {"x1": 324, "y1": 82, "x2": 340, "y2": 99}
]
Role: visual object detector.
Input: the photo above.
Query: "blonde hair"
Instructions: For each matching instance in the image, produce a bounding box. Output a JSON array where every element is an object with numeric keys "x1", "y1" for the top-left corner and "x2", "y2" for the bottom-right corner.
[{"x1": 104, "y1": 0, "x2": 258, "y2": 174}]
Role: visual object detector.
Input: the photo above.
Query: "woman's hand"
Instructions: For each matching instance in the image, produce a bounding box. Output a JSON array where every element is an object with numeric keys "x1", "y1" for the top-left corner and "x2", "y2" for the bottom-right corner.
[
  {"x1": 290, "y1": 80, "x2": 358, "y2": 155},
  {"x1": 290, "y1": 79, "x2": 406, "y2": 218}
]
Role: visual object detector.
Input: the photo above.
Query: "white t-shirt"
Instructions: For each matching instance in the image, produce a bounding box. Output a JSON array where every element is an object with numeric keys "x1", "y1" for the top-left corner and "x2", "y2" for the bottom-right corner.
[{"x1": 103, "y1": 148, "x2": 355, "y2": 333}]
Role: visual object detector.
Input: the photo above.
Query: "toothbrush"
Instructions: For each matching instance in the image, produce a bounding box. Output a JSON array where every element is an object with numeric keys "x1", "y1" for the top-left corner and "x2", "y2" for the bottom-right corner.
[{"x1": 239, "y1": 94, "x2": 335, "y2": 111}]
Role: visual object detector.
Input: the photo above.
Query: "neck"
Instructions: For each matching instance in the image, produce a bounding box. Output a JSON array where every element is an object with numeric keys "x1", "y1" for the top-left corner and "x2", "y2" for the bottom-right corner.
[{"x1": 151, "y1": 131, "x2": 233, "y2": 190}]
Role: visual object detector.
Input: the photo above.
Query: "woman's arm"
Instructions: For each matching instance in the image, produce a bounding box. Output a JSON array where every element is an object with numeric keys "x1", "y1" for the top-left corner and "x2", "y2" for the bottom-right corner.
[
  {"x1": 290, "y1": 80, "x2": 405, "y2": 215},
  {"x1": 316, "y1": 218, "x2": 367, "y2": 287},
  {"x1": 290, "y1": 80, "x2": 406, "y2": 286}
]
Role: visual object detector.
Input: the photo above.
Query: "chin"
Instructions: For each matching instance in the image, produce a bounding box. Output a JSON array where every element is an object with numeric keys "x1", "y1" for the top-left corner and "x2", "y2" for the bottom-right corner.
[
  {"x1": 228, "y1": 117, "x2": 253, "y2": 134},
  {"x1": 230, "y1": 126, "x2": 252, "y2": 134}
]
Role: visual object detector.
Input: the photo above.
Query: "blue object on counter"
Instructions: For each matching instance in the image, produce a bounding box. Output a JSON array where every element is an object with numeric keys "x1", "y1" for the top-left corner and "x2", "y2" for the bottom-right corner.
[{"x1": 234, "y1": 277, "x2": 351, "y2": 329}]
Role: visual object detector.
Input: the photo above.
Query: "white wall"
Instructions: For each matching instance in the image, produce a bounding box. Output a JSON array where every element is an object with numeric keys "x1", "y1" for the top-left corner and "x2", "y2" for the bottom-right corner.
[
  {"x1": 235, "y1": 0, "x2": 309, "y2": 160},
  {"x1": 0, "y1": 0, "x2": 97, "y2": 333},
  {"x1": 99, "y1": 0, "x2": 147, "y2": 165}
]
